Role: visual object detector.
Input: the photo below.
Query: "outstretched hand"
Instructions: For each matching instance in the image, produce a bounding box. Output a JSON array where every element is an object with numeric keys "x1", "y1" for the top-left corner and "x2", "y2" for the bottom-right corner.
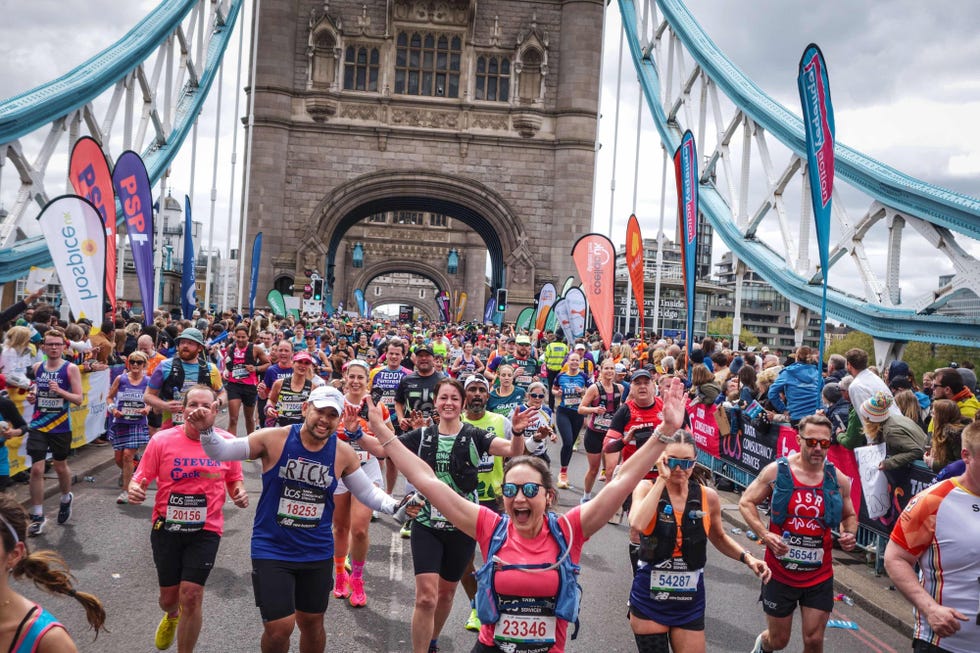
[
  {"x1": 511, "y1": 405, "x2": 540, "y2": 432},
  {"x1": 660, "y1": 377, "x2": 686, "y2": 432},
  {"x1": 341, "y1": 403, "x2": 361, "y2": 432}
]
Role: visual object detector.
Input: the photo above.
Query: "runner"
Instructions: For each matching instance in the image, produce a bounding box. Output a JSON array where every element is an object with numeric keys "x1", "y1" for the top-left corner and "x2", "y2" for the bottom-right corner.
[
  {"x1": 265, "y1": 351, "x2": 323, "y2": 427},
  {"x1": 144, "y1": 328, "x2": 225, "y2": 431},
  {"x1": 25, "y1": 328, "x2": 83, "y2": 536},
  {"x1": 450, "y1": 340, "x2": 485, "y2": 381},
  {"x1": 128, "y1": 385, "x2": 249, "y2": 652},
  {"x1": 359, "y1": 377, "x2": 688, "y2": 653},
  {"x1": 222, "y1": 325, "x2": 270, "y2": 436},
  {"x1": 368, "y1": 338, "x2": 411, "y2": 436},
  {"x1": 552, "y1": 353, "x2": 590, "y2": 489},
  {"x1": 0, "y1": 494, "x2": 107, "y2": 652},
  {"x1": 489, "y1": 335, "x2": 540, "y2": 392},
  {"x1": 107, "y1": 350, "x2": 151, "y2": 504},
  {"x1": 487, "y1": 364, "x2": 526, "y2": 418},
  {"x1": 739, "y1": 414, "x2": 859, "y2": 653},
  {"x1": 578, "y1": 358, "x2": 624, "y2": 501},
  {"x1": 198, "y1": 385, "x2": 400, "y2": 653},
  {"x1": 258, "y1": 340, "x2": 297, "y2": 424},
  {"x1": 512, "y1": 381, "x2": 557, "y2": 463},
  {"x1": 628, "y1": 435, "x2": 770, "y2": 652}
]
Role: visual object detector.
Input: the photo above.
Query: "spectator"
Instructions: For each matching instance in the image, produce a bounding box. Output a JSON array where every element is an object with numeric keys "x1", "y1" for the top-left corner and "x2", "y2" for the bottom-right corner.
[
  {"x1": 825, "y1": 353, "x2": 847, "y2": 384},
  {"x1": 859, "y1": 392, "x2": 926, "y2": 475},
  {"x1": 0, "y1": 326, "x2": 39, "y2": 391},
  {"x1": 893, "y1": 388, "x2": 924, "y2": 430},
  {"x1": 689, "y1": 363, "x2": 721, "y2": 406},
  {"x1": 924, "y1": 399, "x2": 967, "y2": 473},
  {"x1": 821, "y1": 383, "x2": 849, "y2": 440},
  {"x1": 845, "y1": 348, "x2": 899, "y2": 426},
  {"x1": 931, "y1": 367, "x2": 979, "y2": 427},
  {"x1": 766, "y1": 346, "x2": 821, "y2": 425}
]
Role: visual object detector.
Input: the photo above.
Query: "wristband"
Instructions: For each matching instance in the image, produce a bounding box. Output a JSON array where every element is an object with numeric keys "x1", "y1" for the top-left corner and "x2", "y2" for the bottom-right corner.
[
  {"x1": 654, "y1": 424, "x2": 675, "y2": 444},
  {"x1": 739, "y1": 550, "x2": 749, "y2": 564},
  {"x1": 380, "y1": 437, "x2": 397, "y2": 448},
  {"x1": 344, "y1": 426, "x2": 364, "y2": 441}
]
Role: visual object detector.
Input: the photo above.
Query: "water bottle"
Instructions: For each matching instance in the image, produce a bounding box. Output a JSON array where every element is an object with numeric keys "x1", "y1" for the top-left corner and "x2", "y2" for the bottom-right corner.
[
  {"x1": 746, "y1": 530, "x2": 758, "y2": 541},
  {"x1": 687, "y1": 510, "x2": 705, "y2": 519},
  {"x1": 394, "y1": 492, "x2": 426, "y2": 523},
  {"x1": 83, "y1": 476, "x2": 95, "y2": 483},
  {"x1": 729, "y1": 527, "x2": 743, "y2": 536}
]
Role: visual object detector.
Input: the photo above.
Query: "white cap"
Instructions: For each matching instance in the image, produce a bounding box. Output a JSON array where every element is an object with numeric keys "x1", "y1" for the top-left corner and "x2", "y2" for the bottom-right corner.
[
  {"x1": 307, "y1": 386, "x2": 344, "y2": 413},
  {"x1": 464, "y1": 374, "x2": 490, "y2": 390}
]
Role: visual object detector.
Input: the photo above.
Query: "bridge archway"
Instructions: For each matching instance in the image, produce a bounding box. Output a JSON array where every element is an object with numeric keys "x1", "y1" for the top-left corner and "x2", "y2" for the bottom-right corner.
[{"x1": 353, "y1": 259, "x2": 450, "y2": 300}]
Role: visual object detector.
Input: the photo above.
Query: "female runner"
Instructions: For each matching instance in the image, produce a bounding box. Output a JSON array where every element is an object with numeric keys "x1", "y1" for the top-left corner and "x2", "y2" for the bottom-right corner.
[
  {"x1": 107, "y1": 351, "x2": 151, "y2": 503},
  {"x1": 360, "y1": 378, "x2": 690, "y2": 653},
  {"x1": 551, "y1": 353, "x2": 590, "y2": 489},
  {"x1": 487, "y1": 364, "x2": 525, "y2": 417},
  {"x1": 332, "y1": 359, "x2": 389, "y2": 607},
  {"x1": 577, "y1": 358, "x2": 624, "y2": 501},
  {"x1": 628, "y1": 434, "x2": 770, "y2": 652}
]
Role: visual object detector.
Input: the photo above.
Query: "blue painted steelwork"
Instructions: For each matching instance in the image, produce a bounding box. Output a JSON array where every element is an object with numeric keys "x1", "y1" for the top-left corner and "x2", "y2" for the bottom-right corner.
[
  {"x1": 0, "y1": 0, "x2": 243, "y2": 283},
  {"x1": 619, "y1": 0, "x2": 980, "y2": 346}
]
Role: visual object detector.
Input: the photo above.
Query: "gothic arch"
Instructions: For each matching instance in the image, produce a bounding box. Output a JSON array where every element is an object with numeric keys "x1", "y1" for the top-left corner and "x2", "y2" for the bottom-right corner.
[
  {"x1": 354, "y1": 259, "x2": 450, "y2": 298},
  {"x1": 304, "y1": 170, "x2": 527, "y2": 292}
]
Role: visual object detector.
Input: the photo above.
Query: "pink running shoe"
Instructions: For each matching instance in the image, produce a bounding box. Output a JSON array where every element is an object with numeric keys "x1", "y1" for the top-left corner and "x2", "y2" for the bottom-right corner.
[
  {"x1": 349, "y1": 576, "x2": 366, "y2": 607},
  {"x1": 333, "y1": 571, "x2": 351, "y2": 599}
]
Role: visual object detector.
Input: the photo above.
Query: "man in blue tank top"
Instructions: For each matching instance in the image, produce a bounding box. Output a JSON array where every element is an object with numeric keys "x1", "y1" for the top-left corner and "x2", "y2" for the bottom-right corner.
[{"x1": 199, "y1": 385, "x2": 400, "y2": 653}]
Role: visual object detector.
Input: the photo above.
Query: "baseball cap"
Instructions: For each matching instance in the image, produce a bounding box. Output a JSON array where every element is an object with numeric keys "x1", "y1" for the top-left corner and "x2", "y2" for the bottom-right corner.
[
  {"x1": 293, "y1": 351, "x2": 314, "y2": 364},
  {"x1": 464, "y1": 374, "x2": 490, "y2": 390},
  {"x1": 574, "y1": 342, "x2": 587, "y2": 351},
  {"x1": 614, "y1": 363, "x2": 628, "y2": 374},
  {"x1": 515, "y1": 335, "x2": 531, "y2": 345},
  {"x1": 414, "y1": 344, "x2": 434, "y2": 356},
  {"x1": 177, "y1": 327, "x2": 206, "y2": 347},
  {"x1": 631, "y1": 368, "x2": 653, "y2": 381},
  {"x1": 307, "y1": 385, "x2": 344, "y2": 413}
]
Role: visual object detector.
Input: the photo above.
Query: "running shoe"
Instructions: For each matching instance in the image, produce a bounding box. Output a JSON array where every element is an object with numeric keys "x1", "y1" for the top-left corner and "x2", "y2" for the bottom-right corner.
[
  {"x1": 579, "y1": 493, "x2": 591, "y2": 504},
  {"x1": 400, "y1": 520, "x2": 413, "y2": 538},
  {"x1": 750, "y1": 633, "x2": 766, "y2": 653},
  {"x1": 345, "y1": 556, "x2": 352, "y2": 572},
  {"x1": 572, "y1": 437, "x2": 580, "y2": 452},
  {"x1": 116, "y1": 492, "x2": 129, "y2": 504},
  {"x1": 598, "y1": 470, "x2": 607, "y2": 482},
  {"x1": 557, "y1": 471, "x2": 569, "y2": 489},
  {"x1": 334, "y1": 570, "x2": 352, "y2": 599},
  {"x1": 428, "y1": 644, "x2": 440, "y2": 653},
  {"x1": 57, "y1": 492, "x2": 73, "y2": 524},
  {"x1": 349, "y1": 576, "x2": 366, "y2": 607},
  {"x1": 27, "y1": 514, "x2": 46, "y2": 537},
  {"x1": 155, "y1": 611, "x2": 180, "y2": 650},
  {"x1": 464, "y1": 607, "x2": 481, "y2": 631}
]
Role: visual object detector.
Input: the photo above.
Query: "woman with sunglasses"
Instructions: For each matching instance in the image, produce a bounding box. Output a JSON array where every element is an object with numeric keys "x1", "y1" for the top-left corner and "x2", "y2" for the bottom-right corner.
[
  {"x1": 512, "y1": 381, "x2": 556, "y2": 463},
  {"x1": 628, "y1": 432, "x2": 771, "y2": 652},
  {"x1": 487, "y1": 364, "x2": 526, "y2": 417},
  {"x1": 106, "y1": 351, "x2": 151, "y2": 504},
  {"x1": 578, "y1": 358, "x2": 624, "y2": 502},
  {"x1": 360, "y1": 377, "x2": 689, "y2": 653},
  {"x1": 552, "y1": 353, "x2": 591, "y2": 489}
]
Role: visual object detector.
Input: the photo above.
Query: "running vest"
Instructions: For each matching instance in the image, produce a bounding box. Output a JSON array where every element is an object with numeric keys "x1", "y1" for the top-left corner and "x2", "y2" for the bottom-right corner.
[
  {"x1": 9, "y1": 604, "x2": 62, "y2": 653},
  {"x1": 30, "y1": 361, "x2": 72, "y2": 433},
  {"x1": 116, "y1": 374, "x2": 150, "y2": 422},
  {"x1": 587, "y1": 381, "x2": 622, "y2": 432},
  {"x1": 275, "y1": 378, "x2": 313, "y2": 426},
  {"x1": 501, "y1": 356, "x2": 538, "y2": 390},
  {"x1": 225, "y1": 343, "x2": 257, "y2": 385},
  {"x1": 416, "y1": 423, "x2": 482, "y2": 494},
  {"x1": 543, "y1": 342, "x2": 569, "y2": 371},
  {"x1": 251, "y1": 424, "x2": 338, "y2": 562},
  {"x1": 474, "y1": 511, "x2": 582, "y2": 640},
  {"x1": 159, "y1": 358, "x2": 215, "y2": 401},
  {"x1": 638, "y1": 480, "x2": 709, "y2": 570},
  {"x1": 769, "y1": 458, "x2": 843, "y2": 529},
  {"x1": 370, "y1": 366, "x2": 409, "y2": 413}
]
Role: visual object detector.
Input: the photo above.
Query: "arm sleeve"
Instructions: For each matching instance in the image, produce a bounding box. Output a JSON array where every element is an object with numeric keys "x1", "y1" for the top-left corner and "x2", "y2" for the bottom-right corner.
[
  {"x1": 199, "y1": 428, "x2": 251, "y2": 461},
  {"x1": 343, "y1": 468, "x2": 399, "y2": 514}
]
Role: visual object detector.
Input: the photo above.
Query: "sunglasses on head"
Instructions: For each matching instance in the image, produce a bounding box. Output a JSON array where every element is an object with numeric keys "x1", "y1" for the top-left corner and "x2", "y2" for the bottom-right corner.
[
  {"x1": 501, "y1": 482, "x2": 543, "y2": 499},
  {"x1": 802, "y1": 437, "x2": 832, "y2": 449},
  {"x1": 666, "y1": 457, "x2": 696, "y2": 470},
  {"x1": 528, "y1": 393, "x2": 546, "y2": 399}
]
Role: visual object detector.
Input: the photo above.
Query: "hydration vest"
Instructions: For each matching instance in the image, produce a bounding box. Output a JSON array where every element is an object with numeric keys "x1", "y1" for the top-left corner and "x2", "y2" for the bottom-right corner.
[
  {"x1": 416, "y1": 424, "x2": 481, "y2": 493},
  {"x1": 160, "y1": 359, "x2": 215, "y2": 401},
  {"x1": 769, "y1": 457, "x2": 843, "y2": 529},
  {"x1": 638, "y1": 480, "x2": 709, "y2": 570},
  {"x1": 474, "y1": 511, "x2": 582, "y2": 639}
]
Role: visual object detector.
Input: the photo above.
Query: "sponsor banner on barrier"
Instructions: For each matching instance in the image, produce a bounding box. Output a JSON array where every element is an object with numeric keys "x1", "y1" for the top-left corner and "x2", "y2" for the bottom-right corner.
[
  {"x1": 686, "y1": 402, "x2": 720, "y2": 458},
  {"x1": 6, "y1": 370, "x2": 111, "y2": 476}
]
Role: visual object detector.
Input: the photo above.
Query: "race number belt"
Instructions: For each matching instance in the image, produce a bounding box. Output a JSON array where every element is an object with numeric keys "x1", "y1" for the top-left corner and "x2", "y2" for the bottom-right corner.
[
  {"x1": 494, "y1": 595, "x2": 558, "y2": 653},
  {"x1": 592, "y1": 415, "x2": 612, "y2": 430},
  {"x1": 276, "y1": 485, "x2": 326, "y2": 528},
  {"x1": 164, "y1": 493, "x2": 207, "y2": 532},
  {"x1": 649, "y1": 568, "x2": 701, "y2": 594},
  {"x1": 779, "y1": 534, "x2": 825, "y2": 570}
]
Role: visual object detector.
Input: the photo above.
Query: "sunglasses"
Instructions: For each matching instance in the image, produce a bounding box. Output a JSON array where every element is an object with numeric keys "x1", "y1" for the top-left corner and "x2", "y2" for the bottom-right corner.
[
  {"x1": 528, "y1": 393, "x2": 546, "y2": 399},
  {"x1": 666, "y1": 457, "x2": 696, "y2": 470},
  {"x1": 128, "y1": 360, "x2": 146, "y2": 365},
  {"x1": 802, "y1": 438, "x2": 832, "y2": 449},
  {"x1": 501, "y1": 482, "x2": 543, "y2": 499}
]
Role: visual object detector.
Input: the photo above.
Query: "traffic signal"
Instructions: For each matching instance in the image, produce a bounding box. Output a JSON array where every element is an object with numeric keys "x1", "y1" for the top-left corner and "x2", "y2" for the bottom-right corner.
[
  {"x1": 313, "y1": 279, "x2": 324, "y2": 301},
  {"x1": 495, "y1": 288, "x2": 507, "y2": 313}
]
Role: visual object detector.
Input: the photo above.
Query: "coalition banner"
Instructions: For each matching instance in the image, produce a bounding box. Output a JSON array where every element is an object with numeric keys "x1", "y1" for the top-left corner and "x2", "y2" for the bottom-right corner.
[
  {"x1": 552, "y1": 298, "x2": 575, "y2": 344},
  {"x1": 798, "y1": 43, "x2": 835, "y2": 395},
  {"x1": 181, "y1": 195, "x2": 197, "y2": 319},
  {"x1": 564, "y1": 287, "x2": 587, "y2": 339},
  {"x1": 673, "y1": 130, "x2": 698, "y2": 365},
  {"x1": 112, "y1": 151, "x2": 155, "y2": 324},
  {"x1": 36, "y1": 196, "x2": 106, "y2": 323},
  {"x1": 267, "y1": 289, "x2": 286, "y2": 316},
  {"x1": 455, "y1": 292, "x2": 468, "y2": 322},
  {"x1": 571, "y1": 234, "x2": 616, "y2": 350},
  {"x1": 6, "y1": 370, "x2": 111, "y2": 476},
  {"x1": 625, "y1": 214, "x2": 645, "y2": 332},
  {"x1": 69, "y1": 136, "x2": 117, "y2": 313},
  {"x1": 483, "y1": 297, "x2": 496, "y2": 324},
  {"x1": 354, "y1": 288, "x2": 367, "y2": 317},
  {"x1": 534, "y1": 282, "x2": 557, "y2": 332},
  {"x1": 515, "y1": 307, "x2": 534, "y2": 332},
  {"x1": 249, "y1": 232, "x2": 262, "y2": 316}
]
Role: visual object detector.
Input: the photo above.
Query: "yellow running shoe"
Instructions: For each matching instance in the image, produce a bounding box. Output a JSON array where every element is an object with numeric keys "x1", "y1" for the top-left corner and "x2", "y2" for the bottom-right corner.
[
  {"x1": 155, "y1": 611, "x2": 180, "y2": 650},
  {"x1": 465, "y1": 607, "x2": 481, "y2": 632}
]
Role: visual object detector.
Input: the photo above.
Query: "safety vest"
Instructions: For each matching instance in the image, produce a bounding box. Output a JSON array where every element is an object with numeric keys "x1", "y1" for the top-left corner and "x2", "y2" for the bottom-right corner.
[{"x1": 544, "y1": 341, "x2": 569, "y2": 371}]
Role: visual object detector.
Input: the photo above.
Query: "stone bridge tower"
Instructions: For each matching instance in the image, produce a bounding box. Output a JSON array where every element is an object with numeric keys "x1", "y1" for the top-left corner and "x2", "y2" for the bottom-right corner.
[{"x1": 245, "y1": 0, "x2": 604, "y2": 320}]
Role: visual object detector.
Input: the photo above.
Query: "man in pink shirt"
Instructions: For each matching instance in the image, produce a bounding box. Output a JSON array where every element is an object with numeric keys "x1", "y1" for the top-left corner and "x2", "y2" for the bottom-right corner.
[{"x1": 129, "y1": 384, "x2": 249, "y2": 652}]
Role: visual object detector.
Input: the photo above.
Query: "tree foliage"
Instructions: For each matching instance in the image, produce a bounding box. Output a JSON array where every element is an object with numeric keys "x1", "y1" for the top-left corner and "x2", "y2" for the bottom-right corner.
[
  {"x1": 707, "y1": 317, "x2": 759, "y2": 348},
  {"x1": 825, "y1": 330, "x2": 980, "y2": 379}
]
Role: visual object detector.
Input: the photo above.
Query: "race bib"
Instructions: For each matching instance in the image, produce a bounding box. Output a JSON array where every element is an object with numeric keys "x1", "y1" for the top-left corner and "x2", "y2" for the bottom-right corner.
[
  {"x1": 38, "y1": 396, "x2": 62, "y2": 410},
  {"x1": 276, "y1": 486, "x2": 326, "y2": 528},
  {"x1": 781, "y1": 545, "x2": 824, "y2": 568},
  {"x1": 563, "y1": 395, "x2": 581, "y2": 407},
  {"x1": 516, "y1": 375, "x2": 533, "y2": 385},
  {"x1": 429, "y1": 503, "x2": 448, "y2": 523},
  {"x1": 649, "y1": 569, "x2": 701, "y2": 593},
  {"x1": 171, "y1": 411, "x2": 185, "y2": 425},
  {"x1": 232, "y1": 366, "x2": 249, "y2": 380},
  {"x1": 593, "y1": 415, "x2": 612, "y2": 430},
  {"x1": 279, "y1": 400, "x2": 303, "y2": 414},
  {"x1": 164, "y1": 493, "x2": 206, "y2": 532},
  {"x1": 355, "y1": 449, "x2": 372, "y2": 465},
  {"x1": 494, "y1": 613, "x2": 557, "y2": 646}
]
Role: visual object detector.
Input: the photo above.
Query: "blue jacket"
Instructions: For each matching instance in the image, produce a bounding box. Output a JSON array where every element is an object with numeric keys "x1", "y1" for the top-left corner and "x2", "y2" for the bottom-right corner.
[{"x1": 767, "y1": 362, "x2": 822, "y2": 420}]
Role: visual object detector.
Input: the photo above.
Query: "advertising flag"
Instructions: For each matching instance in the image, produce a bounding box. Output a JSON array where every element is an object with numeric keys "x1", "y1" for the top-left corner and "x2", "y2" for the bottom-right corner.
[
  {"x1": 552, "y1": 298, "x2": 575, "y2": 344},
  {"x1": 798, "y1": 43, "x2": 835, "y2": 395},
  {"x1": 69, "y1": 136, "x2": 117, "y2": 313},
  {"x1": 435, "y1": 290, "x2": 451, "y2": 322},
  {"x1": 515, "y1": 307, "x2": 534, "y2": 332},
  {"x1": 455, "y1": 292, "x2": 468, "y2": 322},
  {"x1": 112, "y1": 151, "x2": 155, "y2": 324},
  {"x1": 249, "y1": 232, "x2": 262, "y2": 316},
  {"x1": 534, "y1": 282, "x2": 557, "y2": 332},
  {"x1": 267, "y1": 289, "x2": 286, "y2": 316},
  {"x1": 673, "y1": 130, "x2": 698, "y2": 368},
  {"x1": 626, "y1": 214, "x2": 645, "y2": 332},
  {"x1": 354, "y1": 288, "x2": 367, "y2": 317},
  {"x1": 483, "y1": 297, "x2": 495, "y2": 324},
  {"x1": 560, "y1": 276, "x2": 576, "y2": 297},
  {"x1": 36, "y1": 196, "x2": 106, "y2": 323},
  {"x1": 181, "y1": 195, "x2": 197, "y2": 319},
  {"x1": 571, "y1": 234, "x2": 615, "y2": 350},
  {"x1": 565, "y1": 287, "x2": 588, "y2": 339},
  {"x1": 544, "y1": 306, "x2": 558, "y2": 333}
]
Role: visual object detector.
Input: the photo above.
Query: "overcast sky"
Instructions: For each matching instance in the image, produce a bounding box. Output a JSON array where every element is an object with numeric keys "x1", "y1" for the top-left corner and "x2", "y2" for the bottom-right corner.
[{"x1": 3, "y1": 0, "x2": 979, "y2": 305}]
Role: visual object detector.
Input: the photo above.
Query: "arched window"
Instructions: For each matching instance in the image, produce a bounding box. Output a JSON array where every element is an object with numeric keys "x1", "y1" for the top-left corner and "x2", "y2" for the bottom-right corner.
[
  {"x1": 311, "y1": 32, "x2": 336, "y2": 87},
  {"x1": 395, "y1": 32, "x2": 461, "y2": 97},
  {"x1": 344, "y1": 45, "x2": 380, "y2": 91},
  {"x1": 519, "y1": 48, "x2": 542, "y2": 104},
  {"x1": 476, "y1": 55, "x2": 510, "y2": 102}
]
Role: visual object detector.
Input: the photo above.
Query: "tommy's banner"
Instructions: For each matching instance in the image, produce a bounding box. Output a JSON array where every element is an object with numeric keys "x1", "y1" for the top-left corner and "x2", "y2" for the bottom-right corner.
[
  {"x1": 515, "y1": 307, "x2": 534, "y2": 332},
  {"x1": 673, "y1": 130, "x2": 698, "y2": 364},
  {"x1": 572, "y1": 234, "x2": 615, "y2": 350},
  {"x1": 181, "y1": 195, "x2": 197, "y2": 319},
  {"x1": 249, "y1": 232, "x2": 262, "y2": 316},
  {"x1": 455, "y1": 292, "x2": 468, "y2": 322},
  {"x1": 112, "y1": 151, "x2": 155, "y2": 324},
  {"x1": 565, "y1": 287, "x2": 587, "y2": 340},
  {"x1": 534, "y1": 282, "x2": 557, "y2": 333},
  {"x1": 267, "y1": 289, "x2": 286, "y2": 317},
  {"x1": 69, "y1": 136, "x2": 117, "y2": 313},
  {"x1": 625, "y1": 214, "x2": 645, "y2": 332},
  {"x1": 798, "y1": 43, "x2": 835, "y2": 394},
  {"x1": 36, "y1": 196, "x2": 106, "y2": 323}
]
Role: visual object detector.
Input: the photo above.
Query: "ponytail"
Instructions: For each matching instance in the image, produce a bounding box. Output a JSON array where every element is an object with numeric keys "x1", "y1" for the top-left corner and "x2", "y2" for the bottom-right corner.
[{"x1": 14, "y1": 550, "x2": 107, "y2": 635}]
